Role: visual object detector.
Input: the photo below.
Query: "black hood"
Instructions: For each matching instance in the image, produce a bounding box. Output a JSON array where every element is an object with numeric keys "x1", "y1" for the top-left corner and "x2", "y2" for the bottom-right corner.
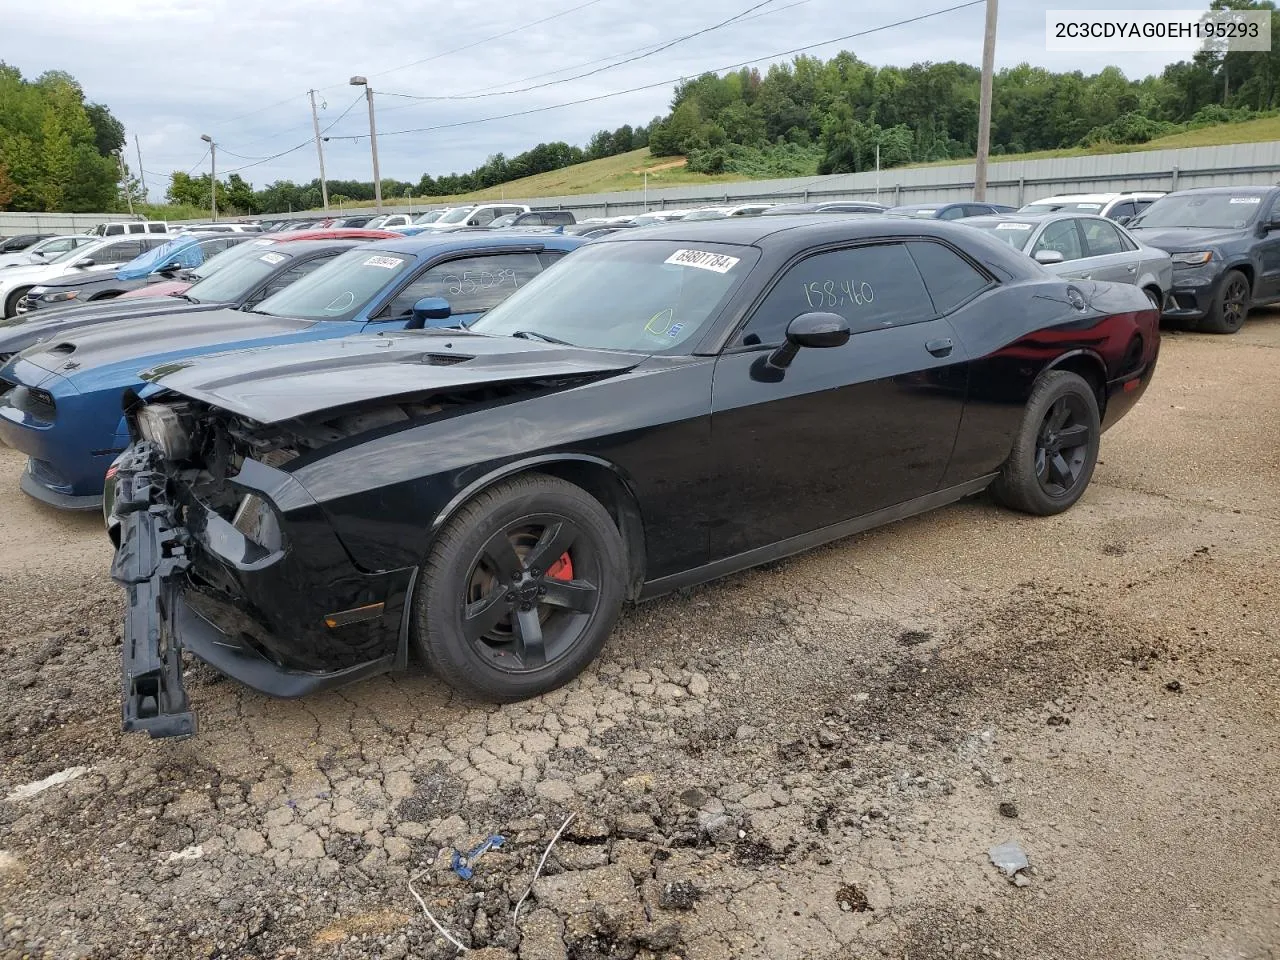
[
  {"x1": 0, "y1": 297, "x2": 217, "y2": 354},
  {"x1": 145, "y1": 330, "x2": 644, "y2": 423},
  {"x1": 1125, "y1": 225, "x2": 1247, "y2": 251}
]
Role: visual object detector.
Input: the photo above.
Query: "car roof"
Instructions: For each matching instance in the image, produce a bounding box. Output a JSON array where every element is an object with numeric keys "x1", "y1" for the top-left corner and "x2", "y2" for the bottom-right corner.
[
  {"x1": 360, "y1": 230, "x2": 584, "y2": 256},
  {"x1": 245, "y1": 238, "x2": 366, "y2": 255},
  {"x1": 1027, "y1": 192, "x2": 1164, "y2": 203},
  {"x1": 589, "y1": 213, "x2": 962, "y2": 246},
  {"x1": 1161, "y1": 185, "x2": 1275, "y2": 196},
  {"x1": 260, "y1": 228, "x2": 401, "y2": 242}
]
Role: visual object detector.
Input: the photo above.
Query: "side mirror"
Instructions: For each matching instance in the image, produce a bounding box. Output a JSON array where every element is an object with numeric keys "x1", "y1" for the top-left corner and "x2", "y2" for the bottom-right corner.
[
  {"x1": 157, "y1": 260, "x2": 184, "y2": 273},
  {"x1": 1114, "y1": 215, "x2": 1131, "y2": 226},
  {"x1": 73, "y1": 257, "x2": 96, "y2": 268},
  {"x1": 752, "y1": 312, "x2": 851, "y2": 382},
  {"x1": 1034, "y1": 249, "x2": 1065, "y2": 265},
  {"x1": 1266, "y1": 219, "x2": 1280, "y2": 233},
  {"x1": 409, "y1": 296, "x2": 452, "y2": 328}
]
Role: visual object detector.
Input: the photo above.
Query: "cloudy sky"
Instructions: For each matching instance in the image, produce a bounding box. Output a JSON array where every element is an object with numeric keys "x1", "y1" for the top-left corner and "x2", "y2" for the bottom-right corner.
[{"x1": 6, "y1": 0, "x2": 1198, "y2": 199}]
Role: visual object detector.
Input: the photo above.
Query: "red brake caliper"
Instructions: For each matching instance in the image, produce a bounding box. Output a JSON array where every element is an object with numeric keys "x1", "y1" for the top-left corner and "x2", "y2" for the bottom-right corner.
[{"x1": 545, "y1": 552, "x2": 574, "y2": 581}]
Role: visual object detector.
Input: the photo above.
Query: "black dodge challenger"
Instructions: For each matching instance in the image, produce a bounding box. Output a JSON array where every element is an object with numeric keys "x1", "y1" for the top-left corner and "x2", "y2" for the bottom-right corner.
[{"x1": 110, "y1": 215, "x2": 1160, "y2": 737}]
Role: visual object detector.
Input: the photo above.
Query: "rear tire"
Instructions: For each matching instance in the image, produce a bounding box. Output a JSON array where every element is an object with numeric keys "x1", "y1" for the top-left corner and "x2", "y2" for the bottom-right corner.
[
  {"x1": 412, "y1": 474, "x2": 626, "y2": 701},
  {"x1": 992, "y1": 370, "x2": 1101, "y2": 516},
  {"x1": 1201, "y1": 269, "x2": 1250, "y2": 334}
]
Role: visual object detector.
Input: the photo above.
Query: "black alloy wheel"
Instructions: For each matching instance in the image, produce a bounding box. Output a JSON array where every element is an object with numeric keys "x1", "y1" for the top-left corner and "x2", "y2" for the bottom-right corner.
[
  {"x1": 413, "y1": 474, "x2": 626, "y2": 701},
  {"x1": 1204, "y1": 269, "x2": 1250, "y2": 334},
  {"x1": 992, "y1": 369, "x2": 1101, "y2": 516},
  {"x1": 462, "y1": 516, "x2": 601, "y2": 673},
  {"x1": 1034, "y1": 395, "x2": 1092, "y2": 498}
]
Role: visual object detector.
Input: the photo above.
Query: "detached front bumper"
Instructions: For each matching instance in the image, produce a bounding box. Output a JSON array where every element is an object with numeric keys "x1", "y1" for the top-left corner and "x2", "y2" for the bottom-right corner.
[{"x1": 109, "y1": 442, "x2": 417, "y2": 739}]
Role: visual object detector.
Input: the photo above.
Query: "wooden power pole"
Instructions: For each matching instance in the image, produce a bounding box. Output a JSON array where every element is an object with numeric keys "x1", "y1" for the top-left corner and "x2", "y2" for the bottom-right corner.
[{"x1": 974, "y1": 0, "x2": 998, "y2": 200}]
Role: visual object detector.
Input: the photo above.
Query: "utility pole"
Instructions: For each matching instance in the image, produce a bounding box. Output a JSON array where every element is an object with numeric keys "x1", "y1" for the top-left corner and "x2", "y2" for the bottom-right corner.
[
  {"x1": 973, "y1": 0, "x2": 998, "y2": 201},
  {"x1": 350, "y1": 76, "x2": 383, "y2": 213},
  {"x1": 134, "y1": 134, "x2": 147, "y2": 203},
  {"x1": 200, "y1": 134, "x2": 217, "y2": 221},
  {"x1": 308, "y1": 89, "x2": 330, "y2": 213},
  {"x1": 115, "y1": 150, "x2": 135, "y2": 216}
]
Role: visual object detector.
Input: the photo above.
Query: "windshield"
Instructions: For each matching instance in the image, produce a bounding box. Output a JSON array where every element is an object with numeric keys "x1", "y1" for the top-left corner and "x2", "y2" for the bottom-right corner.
[
  {"x1": 1131, "y1": 192, "x2": 1265, "y2": 229},
  {"x1": 470, "y1": 240, "x2": 755, "y2": 353},
  {"x1": 414, "y1": 211, "x2": 446, "y2": 224},
  {"x1": 682, "y1": 210, "x2": 727, "y2": 221},
  {"x1": 185, "y1": 249, "x2": 293, "y2": 303},
  {"x1": 187, "y1": 239, "x2": 275, "y2": 281},
  {"x1": 438, "y1": 207, "x2": 474, "y2": 224},
  {"x1": 891, "y1": 206, "x2": 941, "y2": 218},
  {"x1": 254, "y1": 247, "x2": 412, "y2": 320},
  {"x1": 1020, "y1": 201, "x2": 1105, "y2": 214},
  {"x1": 966, "y1": 220, "x2": 1036, "y2": 250}
]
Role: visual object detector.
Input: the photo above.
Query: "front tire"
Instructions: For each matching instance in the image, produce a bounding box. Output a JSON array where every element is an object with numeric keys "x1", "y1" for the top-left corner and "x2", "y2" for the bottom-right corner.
[
  {"x1": 1202, "y1": 269, "x2": 1250, "y2": 334},
  {"x1": 992, "y1": 370, "x2": 1101, "y2": 516},
  {"x1": 3, "y1": 287, "x2": 31, "y2": 318},
  {"x1": 412, "y1": 474, "x2": 626, "y2": 701}
]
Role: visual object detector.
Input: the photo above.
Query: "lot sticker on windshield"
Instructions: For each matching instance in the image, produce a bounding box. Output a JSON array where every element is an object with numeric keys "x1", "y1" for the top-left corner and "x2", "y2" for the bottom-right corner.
[
  {"x1": 664, "y1": 249, "x2": 740, "y2": 273},
  {"x1": 253, "y1": 239, "x2": 275, "y2": 246},
  {"x1": 258, "y1": 252, "x2": 285, "y2": 264},
  {"x1": 1076, "y1": 203, "x2": 1102, "y2": 210},
  {"x1": 1230, "y1": 197, "x2": 1262, "y2": 204},
  {"x1": 995, "y1": 222, "x2": 1033, "y2": 230},
  {"x1": 364, "y1": 255, "x2": 404, "y2": 269}
]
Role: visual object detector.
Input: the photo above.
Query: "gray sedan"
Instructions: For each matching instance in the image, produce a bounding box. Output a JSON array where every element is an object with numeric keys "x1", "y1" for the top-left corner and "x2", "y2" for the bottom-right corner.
[{"x1": 964, "y1": 213, "x2": 1173, "y2": 308}]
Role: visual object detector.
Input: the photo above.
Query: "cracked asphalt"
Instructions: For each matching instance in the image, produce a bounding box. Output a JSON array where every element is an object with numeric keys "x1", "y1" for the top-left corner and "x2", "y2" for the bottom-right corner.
[{"x1": 1, "y1": 317, "x2": 1278, "y2": 960}]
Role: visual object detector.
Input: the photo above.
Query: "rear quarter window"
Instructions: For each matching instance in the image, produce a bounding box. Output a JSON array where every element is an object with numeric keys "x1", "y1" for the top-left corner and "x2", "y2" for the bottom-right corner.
[{"x1": 906, "y1": 241, "x2": 994, "y2": 314}]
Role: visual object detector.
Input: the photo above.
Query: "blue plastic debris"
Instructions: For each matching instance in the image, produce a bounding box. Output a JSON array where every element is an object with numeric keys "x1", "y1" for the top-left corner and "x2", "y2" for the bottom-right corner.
[{"x1": 451, "y1": 834, "x2": 505, "y2": 880}]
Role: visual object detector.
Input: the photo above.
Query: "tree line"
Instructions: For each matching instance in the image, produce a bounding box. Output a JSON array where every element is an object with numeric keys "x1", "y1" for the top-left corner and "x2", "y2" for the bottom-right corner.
[
  {"x1": 4, "y1": 1, "x2": 1280, "y2": 216},
  {"x1": 0, "y1": 65, "x2": 129, "y2": 212}
]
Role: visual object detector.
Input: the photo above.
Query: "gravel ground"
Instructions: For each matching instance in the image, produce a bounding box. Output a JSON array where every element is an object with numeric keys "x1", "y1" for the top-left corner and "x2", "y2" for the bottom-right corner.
[{"x1": 1, "y1": 318, "x2": 1278, "y2": 960}]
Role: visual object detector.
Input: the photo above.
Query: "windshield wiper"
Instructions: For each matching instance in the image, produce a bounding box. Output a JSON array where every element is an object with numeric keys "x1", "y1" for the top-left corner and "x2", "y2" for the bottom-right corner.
[{"x1": 511, "y1": 329, "x2": 573, "y2": 346}]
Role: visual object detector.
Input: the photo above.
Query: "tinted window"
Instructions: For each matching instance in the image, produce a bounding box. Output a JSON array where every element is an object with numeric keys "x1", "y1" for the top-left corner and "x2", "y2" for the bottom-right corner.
[
  {"x1": 380, "y1": 253, "x2": 544, "y2": 318},
  {"x1": 1032, "y1": 220, "x2": 1084, "y2": 261},
  {"x1": 939, "y1": 206, "x2": 967, "y2": 220},
  {"x1": 128, "y1": 223, "x2": 145, "y2": 234},
  {"x1": 740, "y1": 243, "x2": 934, "y2": 346},
  {"x1": 96, "y1": 240, "x2": 143, "y2": 263},
  {"x1": 1080, "y1": 219, "x2": 1126, "y2": 256},
  {"x1": 470, "y1": 209, "x2": 497, "y2": 225},
  {"x1": 907, "y1": 241, "x2": 992, "y2": 314},
  {"x1": 1109, "y1": 201, "x2": 1136, "y2": 221}
]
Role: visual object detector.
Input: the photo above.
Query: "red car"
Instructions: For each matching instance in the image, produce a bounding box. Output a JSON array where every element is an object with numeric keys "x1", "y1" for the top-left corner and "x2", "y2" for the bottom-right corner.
[{"x1": 116, "y1": 228, "x2": 401, "y2": 300}]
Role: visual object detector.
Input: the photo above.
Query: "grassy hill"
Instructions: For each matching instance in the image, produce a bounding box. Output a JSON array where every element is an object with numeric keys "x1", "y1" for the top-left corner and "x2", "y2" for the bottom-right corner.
[{"x1": 381, "y1": 115, "x2": 1280, "y2": 208}]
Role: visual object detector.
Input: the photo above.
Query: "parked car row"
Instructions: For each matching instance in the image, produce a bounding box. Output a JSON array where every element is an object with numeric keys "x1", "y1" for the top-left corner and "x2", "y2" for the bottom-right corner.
[{"x1": 0, "y1": 205, "x2": 1166, "y2": 738}]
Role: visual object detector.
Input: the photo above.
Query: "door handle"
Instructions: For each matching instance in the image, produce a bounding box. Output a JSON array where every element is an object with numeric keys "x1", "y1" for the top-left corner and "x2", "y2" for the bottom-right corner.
[
  {"x1": 1126, "y1": 264, "x2": 1137, "y2": 273},
  {"x1": 925, "y1": 337, "x2": 953, "y2": 358}
]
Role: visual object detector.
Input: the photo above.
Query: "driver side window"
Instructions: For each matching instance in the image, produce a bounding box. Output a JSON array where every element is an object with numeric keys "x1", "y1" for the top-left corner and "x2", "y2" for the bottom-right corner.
[
  {"x1": 738, "y1": 242, "x2": 935, "y2": 347},
  {"x1": 1032, "y1": 220, "x2": 1084, "y2": 261}
]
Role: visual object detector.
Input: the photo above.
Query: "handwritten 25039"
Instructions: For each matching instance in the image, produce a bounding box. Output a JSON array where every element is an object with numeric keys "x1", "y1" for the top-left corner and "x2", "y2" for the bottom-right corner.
[
  {"x1": 802, "y1": 279, "x2": 875, "y2": 310},
  {"x1": 444, "y1": 268, "x2": 519, "y2": 296}
]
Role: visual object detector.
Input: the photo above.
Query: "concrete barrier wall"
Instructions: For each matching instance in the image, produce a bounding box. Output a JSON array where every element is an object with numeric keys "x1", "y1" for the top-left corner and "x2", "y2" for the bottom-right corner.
[{"x1": 5, "y1": 140, "x2": 1278, "y2": 234}]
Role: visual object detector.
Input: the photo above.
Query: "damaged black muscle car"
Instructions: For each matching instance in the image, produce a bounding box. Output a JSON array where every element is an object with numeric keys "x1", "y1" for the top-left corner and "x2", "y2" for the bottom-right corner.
[{"x1": 111, "y1": 216, "x2": 1160, "y2": 737}]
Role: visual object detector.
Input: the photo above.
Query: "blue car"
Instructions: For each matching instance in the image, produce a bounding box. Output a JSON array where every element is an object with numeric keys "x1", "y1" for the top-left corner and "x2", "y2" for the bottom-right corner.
[{"x1": 0, "y1": 232, "x2": 582, "y2": 509}]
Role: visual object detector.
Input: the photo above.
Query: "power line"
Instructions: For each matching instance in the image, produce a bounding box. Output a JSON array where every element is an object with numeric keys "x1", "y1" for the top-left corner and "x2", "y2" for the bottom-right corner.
[
  {"x1": 378, "y1": 0, "x2": 784, "y2": 103},
  {"x1": 448, "y1": 0, "x2": 812, "y2": 99},
  {"x1": 217, "y1": 93, "x2": 367, "y2": 175},
  {"x1": 354, "y1": 0, "x2": 608, "y2": 85},
  {"x1": 328, "y1": 0, "x2": 985, "y2": 142},
  {"x1": 185, "y1": 149, "x2": 210, "y2": 175}
]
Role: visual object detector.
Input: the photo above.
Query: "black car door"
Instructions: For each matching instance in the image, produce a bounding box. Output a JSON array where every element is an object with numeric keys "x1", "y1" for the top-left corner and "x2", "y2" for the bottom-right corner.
[
  {"x1": 708, "y1": 239, "x2": 983, "y2": 559},
  {"x1": 1255, "y1": 191, "x2": 1280, "y2": 302}
]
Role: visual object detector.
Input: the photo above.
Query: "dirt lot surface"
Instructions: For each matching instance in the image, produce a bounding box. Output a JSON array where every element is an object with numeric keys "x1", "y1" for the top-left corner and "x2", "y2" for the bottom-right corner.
[{"x1": 1, "y1": 319, "x2": 1278, "y2": 960}]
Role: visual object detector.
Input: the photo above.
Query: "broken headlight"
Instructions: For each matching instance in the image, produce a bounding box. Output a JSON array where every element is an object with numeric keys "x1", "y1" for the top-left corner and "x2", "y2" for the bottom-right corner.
[
  {"x1": 136, "y1": 403, "x2": 192, "y2": 461},
  {"x1": 231, "y1": 494, "x2": 283, "y2": 552}
]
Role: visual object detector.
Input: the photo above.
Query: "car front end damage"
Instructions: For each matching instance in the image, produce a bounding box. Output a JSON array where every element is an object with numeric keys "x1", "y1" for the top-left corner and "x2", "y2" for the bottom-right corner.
[
  {"x1": 109, "y1": 401, "x2": 416, "y2": 738},
  {"x1": 1160, "y1": 254, "x2": 1226, "y2": 322}
]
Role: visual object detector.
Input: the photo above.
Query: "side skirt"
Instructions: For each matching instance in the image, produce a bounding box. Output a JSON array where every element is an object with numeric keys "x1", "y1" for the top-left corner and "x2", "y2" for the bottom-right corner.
[{"x1": 639, "y1": 474, "x2": 998, "y2": 601}]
